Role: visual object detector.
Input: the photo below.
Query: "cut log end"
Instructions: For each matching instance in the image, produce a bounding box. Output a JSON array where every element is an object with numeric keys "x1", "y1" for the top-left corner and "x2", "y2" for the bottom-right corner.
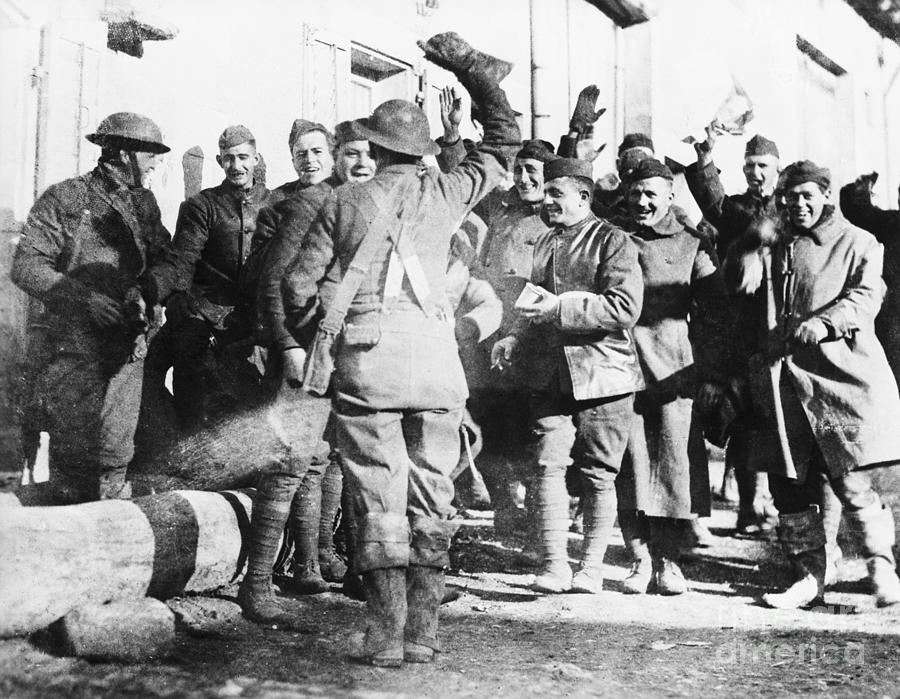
[{"x1": 46, "y1": 598, "x2": 175, "y2": 662}]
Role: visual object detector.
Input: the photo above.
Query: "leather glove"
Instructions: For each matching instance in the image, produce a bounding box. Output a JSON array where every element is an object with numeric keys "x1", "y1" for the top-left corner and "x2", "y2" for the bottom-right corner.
[{"x1": 569, "y1": 84, "x2": 606, "y2": 134}]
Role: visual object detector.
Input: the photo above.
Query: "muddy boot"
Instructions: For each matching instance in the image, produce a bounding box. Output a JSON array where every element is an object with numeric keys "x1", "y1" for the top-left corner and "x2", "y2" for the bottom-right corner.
[
  {"x1": 284, "y1": 470, "x2": 329, "y2": 594},
  {"x1": 844, "y1": 499, "x2": 900, "y2": 608},
  {"x1": 318, "y1": 461, "x2": 347, "y2": 583},
  {"x1": 762, "y1": 507, "x2": 826, "y2": 609},
  {"x1": 651, "y1": 557, "x2": 687, "y2": 596},
  {"x1": 354, "y1": 567, "x2": 407, "y2": 668},
  {"x1": 619, "y1": 509, "x2": 651, "y2": 594},
  {"x1": 404, "y1": 566, "x2": 445, "y2": 663},
  {"x1": 571, "y1": 482, "x2": 616, "y2": 594},
  {"x1": 417, "y1": 32, "x2": 512, "y2": 85},
  {"x1": 238, "y1": 472, "x2": 306, "y2": 628},
  {"x1": 532, "y1": 470, "x2": 572, "y2": 593},
  {"x1": 649, "y1": 518, "x2": 689, "y2": 596}
]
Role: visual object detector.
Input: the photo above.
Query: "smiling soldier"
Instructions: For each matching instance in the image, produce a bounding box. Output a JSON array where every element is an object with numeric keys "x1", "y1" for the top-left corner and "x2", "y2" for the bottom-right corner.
[
  {"x1": 738, "y1": 160, "x2": 900, "y2": 610},
  {"x1": 492, "y1": 157, "x2": 644, "y2": 594},
  {"x1": 236, "y1": 121, "x2": 378, "y2": 622},
  {"x1": 147, "y1": 125, "x2": 274, "y2": 430},
  {"x1": 464, "y1": 139, "x2": 556, "y2": 537},
  {"x1": 616, "y1": 158, "x2": 730, "y2": 596}
]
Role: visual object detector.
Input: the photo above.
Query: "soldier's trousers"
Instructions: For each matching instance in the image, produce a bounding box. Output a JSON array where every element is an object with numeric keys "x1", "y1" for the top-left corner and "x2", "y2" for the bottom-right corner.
[
  {"x1": 334, "y1": 403, "x2": 463, "y2": 573},
  {"x1": 39, "y1": 353, "x2": 143, "y2": 504},
  {"x1": 530, "y1": 391, "x2": 634, "y2": 489}
]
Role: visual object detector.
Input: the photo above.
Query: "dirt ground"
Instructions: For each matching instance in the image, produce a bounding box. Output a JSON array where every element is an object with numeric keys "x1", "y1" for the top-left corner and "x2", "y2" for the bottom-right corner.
[{"x1": 2, "y1": 465, "x2": 900, "y2": 699}]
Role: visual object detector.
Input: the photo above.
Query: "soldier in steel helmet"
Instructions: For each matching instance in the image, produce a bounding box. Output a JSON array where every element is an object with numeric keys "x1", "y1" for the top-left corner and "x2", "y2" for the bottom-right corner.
[
  {"x1": 11, "y1": 112, "x2": 171, "y2": 504},
  {"x1": 280, "y1": 32, "x2": 520, "y2": 666}
]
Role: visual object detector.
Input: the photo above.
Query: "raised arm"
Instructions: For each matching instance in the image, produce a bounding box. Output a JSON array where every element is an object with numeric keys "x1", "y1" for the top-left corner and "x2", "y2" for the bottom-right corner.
[
  {"x1": 419, "y1": 33, "x2": 521, "y2": 213},
  {"x1": 839, "y1": 175, "x2": 900, "y2": 243}
]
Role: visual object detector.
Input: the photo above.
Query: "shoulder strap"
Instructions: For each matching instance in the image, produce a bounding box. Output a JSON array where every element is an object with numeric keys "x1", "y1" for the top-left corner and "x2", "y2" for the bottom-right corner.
[{"x1": 318, "y1": 179, "x2": 414, "y2": 334}]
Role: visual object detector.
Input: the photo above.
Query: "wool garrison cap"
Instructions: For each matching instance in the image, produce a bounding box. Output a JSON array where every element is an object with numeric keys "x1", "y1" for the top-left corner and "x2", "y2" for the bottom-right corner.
[
  {"x1": 218, "y1": 125, "x2": 255, "y2": 149},
  {"x1": 745, "y1": 134, "x2": 779, "y2": 159},
  {"x1": 544, "y1": 157, "x2": 593, "y2": 183},
  {"x1": 618, "y1": 133, "x2": 654, "y2": 154},
  {"x1": 516, "y1": 139, "x2": 556, "y2": 163},
  {"x1": 627, "y1": 157, "x2": 674, "y2": 182},
  {"x1": 781, "y1": 160, "x2": 831, "y2": 190},
  {"x1": 289, "y1": 119, "x2": 333, "y2": 150},
  {"x1": 334, "y1": 120, "x2": 364, "y2": 146}
]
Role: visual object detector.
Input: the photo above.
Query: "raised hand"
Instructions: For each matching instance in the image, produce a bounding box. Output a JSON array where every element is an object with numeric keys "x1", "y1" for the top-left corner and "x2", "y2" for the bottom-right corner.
[
  {"x1": 693, "y1": 120, "x2": 722, "y2": 166},
  {"x1": 417, "y1": 32, "x2": 471, "y2": 73},
  {"x1": 576, "y1": 137, "x2": 606, "y2": 163},
  {"x1": 569, "y1": 85, "x2": 607, "y2": 134},
  {"x1": 439, "y1": 86, "x2": 463, "y2": 140}
]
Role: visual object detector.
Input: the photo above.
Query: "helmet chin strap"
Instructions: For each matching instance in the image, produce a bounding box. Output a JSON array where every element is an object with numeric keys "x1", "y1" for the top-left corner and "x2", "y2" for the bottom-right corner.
[{"x1": 125, "y1": 151, "x2": 144, "y2": 188}]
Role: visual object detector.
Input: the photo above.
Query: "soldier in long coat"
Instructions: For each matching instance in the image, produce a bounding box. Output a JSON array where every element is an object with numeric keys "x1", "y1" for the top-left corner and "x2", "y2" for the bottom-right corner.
[
  {"x1": 280, "y1": 33, "x2": 520, "y2": 666},
  {"x1": 11, "y1": 112, "x2": 170, "y2": 503},
  {"x1": 737, "y1": 161, "x2": 900, "y2": 610},
  {"x1": 617, "y1": 159, "x2": 730, "y2": 595}
]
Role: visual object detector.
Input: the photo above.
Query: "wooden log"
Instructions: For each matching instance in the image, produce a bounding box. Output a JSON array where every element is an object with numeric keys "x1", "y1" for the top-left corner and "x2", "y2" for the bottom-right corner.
[
  {"x1": 0, "y1": 489, "x2": 256, "y2": 638},
  {"x1": 128, "y1": 400, "x2": 325, "y2": 494},
  {"x1": 51, "y1": 599, "x2": 175, "y2": 662}
]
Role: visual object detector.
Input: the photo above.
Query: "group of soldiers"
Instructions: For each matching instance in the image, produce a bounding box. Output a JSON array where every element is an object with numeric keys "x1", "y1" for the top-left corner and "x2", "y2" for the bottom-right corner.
[{"x1": 11, "y1": 30, "x2": 900, "y2": 668}]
